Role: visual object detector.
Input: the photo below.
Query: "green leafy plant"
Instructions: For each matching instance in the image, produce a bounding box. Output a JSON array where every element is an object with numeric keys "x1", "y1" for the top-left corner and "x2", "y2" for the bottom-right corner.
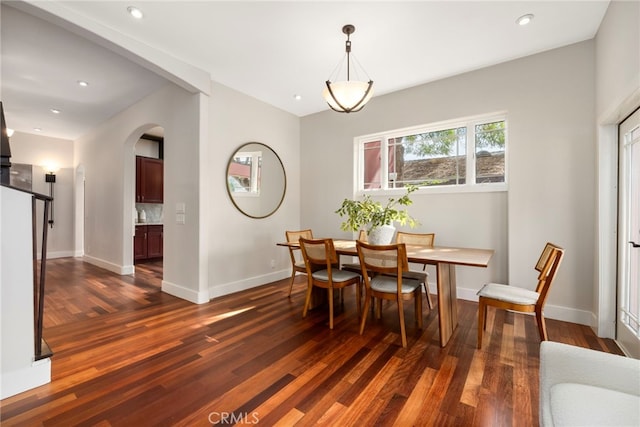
[{"x1": 335, "y1": 186, "x2": 419, "y2": 233}]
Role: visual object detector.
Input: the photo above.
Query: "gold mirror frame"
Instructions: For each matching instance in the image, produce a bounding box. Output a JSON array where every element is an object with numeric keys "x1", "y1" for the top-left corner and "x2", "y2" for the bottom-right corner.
[{"x1": 226, "y1": 142, "x2": 286, "y2": 219}]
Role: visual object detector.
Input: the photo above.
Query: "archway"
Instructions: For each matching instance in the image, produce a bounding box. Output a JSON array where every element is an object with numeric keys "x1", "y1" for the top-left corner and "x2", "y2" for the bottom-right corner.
[{"x1": 123, "y1": 124, "x2": 165, "y2": 282}]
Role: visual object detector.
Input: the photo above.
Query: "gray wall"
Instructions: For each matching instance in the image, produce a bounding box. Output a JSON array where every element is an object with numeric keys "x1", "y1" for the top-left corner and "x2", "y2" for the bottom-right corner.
[
  {"x1": 8, "y1": 132, "x2": 75, "y2": 259},
  {"x1": 301, "y1": 40, "x2": 596, "y2": 325},
  {"x1": 75, "y1": 83, "x2": 208, "y2": 302},
  {"x1": 207, "y1": 82, "x2": 300, "y2": 297}
]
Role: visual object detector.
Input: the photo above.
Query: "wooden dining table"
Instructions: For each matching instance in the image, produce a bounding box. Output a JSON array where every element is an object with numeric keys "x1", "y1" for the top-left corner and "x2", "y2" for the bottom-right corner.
[{"x1": 278, "y1": 239, "x2": 494, "y2": 347}]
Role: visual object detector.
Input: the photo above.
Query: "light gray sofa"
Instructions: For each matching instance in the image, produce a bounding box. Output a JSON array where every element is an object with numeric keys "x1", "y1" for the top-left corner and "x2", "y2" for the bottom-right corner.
[{"x1": 539, "y1": 341, "x2": 640, "y2": 426}]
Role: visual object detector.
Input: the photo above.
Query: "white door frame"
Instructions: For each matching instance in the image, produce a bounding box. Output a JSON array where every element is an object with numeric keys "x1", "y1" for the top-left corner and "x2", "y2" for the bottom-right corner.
[
  {"x1": 596, "y1": 88, "x2": 640, "y2": 341},
  {"x1": 616, "y1": 107, "x2": 640, "y2": 357}
]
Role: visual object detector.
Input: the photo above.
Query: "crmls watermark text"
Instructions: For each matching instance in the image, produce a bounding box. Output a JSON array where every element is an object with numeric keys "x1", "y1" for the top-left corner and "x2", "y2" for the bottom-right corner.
[{"x1": 208, "y1": 411, "x2": 260, "y2": 425}]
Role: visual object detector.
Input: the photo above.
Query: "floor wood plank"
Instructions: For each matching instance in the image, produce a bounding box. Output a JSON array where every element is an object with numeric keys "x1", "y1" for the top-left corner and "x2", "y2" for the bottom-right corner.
[{"x1": 0, "y1": 258, "x2": 624, "y2": 426}]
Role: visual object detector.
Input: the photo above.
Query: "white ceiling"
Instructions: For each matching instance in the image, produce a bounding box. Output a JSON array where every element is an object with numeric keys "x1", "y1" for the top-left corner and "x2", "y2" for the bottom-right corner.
[{"x1": 1, "y1": 1, "x2": 610, "y2": 141}]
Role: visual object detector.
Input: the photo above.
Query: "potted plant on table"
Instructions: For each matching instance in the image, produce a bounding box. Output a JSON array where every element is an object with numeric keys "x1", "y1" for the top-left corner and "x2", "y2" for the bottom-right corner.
[{"x1": 335, "y1": 186, "x2": 419, "y2": 244}]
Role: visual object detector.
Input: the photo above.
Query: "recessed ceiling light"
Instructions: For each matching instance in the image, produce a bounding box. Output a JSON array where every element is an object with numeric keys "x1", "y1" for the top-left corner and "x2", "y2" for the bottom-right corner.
[
  {"x1": 127, "y1": 6, "x2": 144, "y2": 19},
  {"x1": 77, "y1": 80, "x2": 89, "y2": 87},
  {"x1": 50, "y1": 108, "x2": 61, "y2": 114},
  {"x1": 516, "y1": 14, "x2": 534, "y2": 26},
  {"x1": 293, "y1": 94, "x2": 302, "y2": 101},
  {"x1": 34, "y1": 128, "x2": 42, "y2": 132}
]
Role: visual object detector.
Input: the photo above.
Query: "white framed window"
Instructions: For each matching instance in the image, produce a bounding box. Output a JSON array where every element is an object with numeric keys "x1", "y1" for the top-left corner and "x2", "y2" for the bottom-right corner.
[
  {"x1": 227, "y1": 150, "x2": 262, "y2": 197},
  {"x1": 356, "y1": 112, "x2": 507, "y2": 193}
]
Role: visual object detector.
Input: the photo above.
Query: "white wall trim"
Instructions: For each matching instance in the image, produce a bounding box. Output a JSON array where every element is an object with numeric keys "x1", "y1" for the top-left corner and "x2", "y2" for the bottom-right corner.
[
  {"x1": 162, "y1": 279, "x2": 209, "y2": 304},
  {"x1": 0, "y1": 358, "x2": 51, "y2": 400},
  {"x1": 595, "y1": 124, "x2": 618, "y2": 338},
  {"x1": 83, "y1": 255, "x2": 133, "y2": 275},
  {"x1": 44, "y1": 251, "x2": 75, "y2": 260},
  {"x1": 595, "y1": 86, "x2": 640, "y2": 338},
  {"x1": 209, "y1": 270, "x2": 290, "y2": 300}
]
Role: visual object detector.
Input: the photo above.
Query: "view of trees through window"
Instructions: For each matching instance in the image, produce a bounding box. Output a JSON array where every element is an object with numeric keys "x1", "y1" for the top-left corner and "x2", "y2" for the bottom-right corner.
[{"x1": 361, "y1": 116, "x2": 506, "y2": 190}]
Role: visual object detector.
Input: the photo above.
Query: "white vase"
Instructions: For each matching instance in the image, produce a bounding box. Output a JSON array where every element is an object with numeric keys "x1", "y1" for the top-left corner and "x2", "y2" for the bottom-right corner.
[{"x1": 367, "y1": 224, "x2": 396, "y2": 245}]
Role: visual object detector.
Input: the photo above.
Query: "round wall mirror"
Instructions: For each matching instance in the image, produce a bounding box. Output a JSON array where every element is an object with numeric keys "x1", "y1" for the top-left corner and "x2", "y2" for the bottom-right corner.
[{"x1": 226, "y1": 142, "x2": 286, "y2": 218}]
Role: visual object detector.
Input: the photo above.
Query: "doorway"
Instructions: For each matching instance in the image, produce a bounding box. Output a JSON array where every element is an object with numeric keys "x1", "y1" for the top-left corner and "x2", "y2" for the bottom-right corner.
[
  {"x1": 133, "y1": 127, "x2": 164, "y2": 285},
  {"x1": 617, "y1": 107, "x2": 640, "y2": 357}
]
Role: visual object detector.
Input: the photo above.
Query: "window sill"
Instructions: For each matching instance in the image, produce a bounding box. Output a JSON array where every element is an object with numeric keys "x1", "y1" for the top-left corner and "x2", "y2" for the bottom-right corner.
[{"x1": 359, "y1": 183, "x2": 508, "y2": 197}]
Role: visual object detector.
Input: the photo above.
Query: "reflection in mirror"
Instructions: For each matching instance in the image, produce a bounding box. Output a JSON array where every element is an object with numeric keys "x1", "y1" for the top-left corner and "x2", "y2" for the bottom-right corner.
[{"x1": 226, "y1": 142, "x2": 286, "y2": 218}]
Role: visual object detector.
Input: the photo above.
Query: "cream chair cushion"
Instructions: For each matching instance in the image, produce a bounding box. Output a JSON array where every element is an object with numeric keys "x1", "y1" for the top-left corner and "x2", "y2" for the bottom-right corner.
[
  {"x1": 370, "y1": 275, "x2": 421, "y2": 294},
  {"x1": 477, "y1": 283, "x2": 539, "y2": 305},
  {"x1": 312, "y1": 269, "x2": 360, "y2": 282}
]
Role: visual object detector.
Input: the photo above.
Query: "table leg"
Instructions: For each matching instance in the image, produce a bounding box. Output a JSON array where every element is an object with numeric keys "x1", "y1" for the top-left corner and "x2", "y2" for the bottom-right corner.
[{"x1": 436, "y1": 262, "x2": 458, "y2": 347}]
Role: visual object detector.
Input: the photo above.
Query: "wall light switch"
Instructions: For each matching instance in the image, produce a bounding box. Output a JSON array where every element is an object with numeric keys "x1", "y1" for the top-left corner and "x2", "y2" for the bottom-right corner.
[
  {"x1": 176, "y1": 203, "x2": 186, "y2": 214},
  {"x1": 176, "y1": 213, "x2": 186, "y2": 224}
]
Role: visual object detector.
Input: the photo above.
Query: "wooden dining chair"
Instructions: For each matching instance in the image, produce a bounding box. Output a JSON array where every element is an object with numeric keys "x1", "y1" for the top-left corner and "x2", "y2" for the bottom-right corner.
[
  {"x1": 356, "y1": 241, "x2": 423, "y2": 348},
  {"x1": 299, "y1": 238, "x2": 362, "y2": 330},
  {"x1": 341, "y1": 230, "x2": 368, "y2": 274},
  {"x1": 395, "y1": 231, "x2": 435, "y2": 310},
  {"x1": 476, "y1": 242, "x2": 565, "y2": 349},
  {"x1": 285, "y1": 229, "x2": 313, "y2": 297}
]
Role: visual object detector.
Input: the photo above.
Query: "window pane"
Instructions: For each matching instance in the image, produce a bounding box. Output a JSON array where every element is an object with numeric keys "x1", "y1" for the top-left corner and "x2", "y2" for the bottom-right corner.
[
  {"x1": 363, "y1": 140, "x2": 382, "y2": 189},
  {"x1": 475, "y1": 121, "x2": 505, "y2": 183},
  {"x1": 395, "y1": 127, "x2": 467, "y2": 187},
  {"x1": 230, "y1": 151, "x2": 262, "y2": 193}
]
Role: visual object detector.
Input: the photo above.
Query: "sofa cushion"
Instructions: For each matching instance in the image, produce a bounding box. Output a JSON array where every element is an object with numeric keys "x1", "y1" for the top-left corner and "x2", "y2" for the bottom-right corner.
[{"x1": 550, "y1": 383, "x2": 640, "y2": 426}]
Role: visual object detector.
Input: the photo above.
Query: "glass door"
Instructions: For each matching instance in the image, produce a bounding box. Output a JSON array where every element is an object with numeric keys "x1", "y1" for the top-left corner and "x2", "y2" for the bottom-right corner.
[{"x1": 617, "y1": 107, "x2": 640, "y2": 358}]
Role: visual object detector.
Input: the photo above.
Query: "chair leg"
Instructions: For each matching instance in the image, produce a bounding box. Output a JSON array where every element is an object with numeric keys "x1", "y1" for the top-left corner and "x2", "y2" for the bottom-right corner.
[
  {"x1": 288, "y1": 270, "x2": 297, "y2": 297},
  {"x1": 535, "y1": 306, "x2": 548, "y2": 341},
  {"x1": 483, "y1": 304, "x2": 488, "y2": 331},
  {"x1": 423, "y1": 283, "x2": 434, "y2": 310},
  {"x1": 328, "y1": 287, "x2": 334, "y2": 329},
  {"x1": 356, "y1": 281, "x2": 362, "y2": 319},
  {"x1": 398, "y1": 299, "x2": 407, "y2": 348},
  {"x1": 477, "y1": 299, "x2": 486, "y2": 349},
  {"x1": 360, "y1": 291, "x2": 371, "y2": 335},
  {"x1": 302, "y1": 281, "x2": 313, "y2": 318},
  {"x1": 415, "y1": 289, "x2": 423, "y2": 329}
]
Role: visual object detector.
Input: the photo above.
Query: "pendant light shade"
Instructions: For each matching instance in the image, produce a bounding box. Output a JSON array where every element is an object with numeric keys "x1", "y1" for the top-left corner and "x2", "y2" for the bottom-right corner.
[{"x1": 323, "y1": 25, "x2": 374, "y2": 113}]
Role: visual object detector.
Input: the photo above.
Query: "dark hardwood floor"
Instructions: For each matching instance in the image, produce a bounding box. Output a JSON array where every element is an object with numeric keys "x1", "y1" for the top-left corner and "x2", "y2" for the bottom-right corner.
[{"x1": 1, "y1": 258, "x2": 622, "y2": 426}]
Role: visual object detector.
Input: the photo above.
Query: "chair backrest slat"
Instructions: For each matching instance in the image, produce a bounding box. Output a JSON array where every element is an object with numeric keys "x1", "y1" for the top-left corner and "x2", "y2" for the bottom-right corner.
[
  {"x1": 395, "y1": 231, "x2": 435, "y2": 246},
  {"x1": 356, "y1": 241, "x2": 408, "y2": 275},
  {"x1": 285, "y1": 229, "x2": 313, "y2": 263},
  {"x1": 535, "y1": 242, "x2": 559, "y2": 273},
  {"x1": 286, "y1": 229, "x2": 313, "y2": 244},
  {"x1": 535, "y1": 244, "x2": 564, "y2": 305},
  {"x1": 299, "y1": 237, "x2": 338, "y2": 270}
]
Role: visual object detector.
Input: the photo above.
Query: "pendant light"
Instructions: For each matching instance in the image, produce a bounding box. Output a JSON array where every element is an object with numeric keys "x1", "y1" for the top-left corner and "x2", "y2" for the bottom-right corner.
[{"x1": 323, "y1": 24, "x2": 374, "y2": 113}]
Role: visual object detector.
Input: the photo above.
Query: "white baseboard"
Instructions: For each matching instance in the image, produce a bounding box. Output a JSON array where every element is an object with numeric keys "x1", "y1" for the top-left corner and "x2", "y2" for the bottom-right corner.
[
  {"x1": 162, "y1": 279, "x2": 209, "y2": 304},
  {"x1": 0, "y1": 358, "x2": 51, "y2": 399},
  {"x1": 36, "y1": 250, "x2": 74, "y2": 260},
  {"x1": 47, "y1": 250, "x2": 75, "y2": 259},
  {"x1": 83, "y1": 255, "x2": 132, "y2": 275},
  {"x1": 209, "y1": 269, "x2": 290, "y2": 299}
]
